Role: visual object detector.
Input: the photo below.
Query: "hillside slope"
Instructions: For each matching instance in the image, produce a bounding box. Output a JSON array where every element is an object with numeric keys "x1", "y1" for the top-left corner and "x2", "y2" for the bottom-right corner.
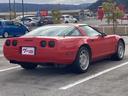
[
  {"x1": 0, "y1": 3, "x2": 91, "y2": 12},
  {"x1": 88, "y1": 0, "x2": 128, "y2": 12}
]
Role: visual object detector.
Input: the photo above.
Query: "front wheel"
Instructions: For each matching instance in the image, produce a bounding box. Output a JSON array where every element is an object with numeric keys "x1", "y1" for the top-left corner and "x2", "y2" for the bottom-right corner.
[
  {"x1": 20, "y1": 64, "x2": 38, "y2": 70},
  {"x1": 111, "y1": 40, "x2": 125, "y2": 60},
  {"x1": 73, "y1": 47, "x2": 90, "y2": 73}
]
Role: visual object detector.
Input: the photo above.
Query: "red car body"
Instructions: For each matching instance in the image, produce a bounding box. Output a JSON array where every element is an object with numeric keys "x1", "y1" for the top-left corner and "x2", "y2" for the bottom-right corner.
[{"x1": 3, "y1": 24, "x2": 124, "y2": 65}]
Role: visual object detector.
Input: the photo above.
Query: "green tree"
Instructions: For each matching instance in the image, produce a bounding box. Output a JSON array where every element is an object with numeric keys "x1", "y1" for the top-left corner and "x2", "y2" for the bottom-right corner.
[
  {"x1": 51, "y1": 9, "x2": 61, "y2": 24},
  {"x1": 102, "y1": 0, "x2": 124, "y2": 33}
]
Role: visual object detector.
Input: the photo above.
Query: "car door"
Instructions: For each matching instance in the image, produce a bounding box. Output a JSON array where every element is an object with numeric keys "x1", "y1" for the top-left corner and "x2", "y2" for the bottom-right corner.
[
  {"x1": 4, "y1": 21, "x2": 18, "y2": 36},
  {"x1": 68, "y1": 16, "x2": 73, "y2": 23},
  {"x1": 70, "y1": 16, "x2": 74, "y2": 23},
  {"x1": 80, "y1": 26, "x2": 115, "y2": 59},
  {"x1": 14, "y1": 22, "x2": 25, "y2": 36},
  {"x1": 66, "y1": 16, "x2": 71, "y2": 23}
]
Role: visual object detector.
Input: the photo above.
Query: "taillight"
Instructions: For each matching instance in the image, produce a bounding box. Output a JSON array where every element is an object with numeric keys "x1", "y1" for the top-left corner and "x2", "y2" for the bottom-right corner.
[
  {"x1": 5, "y1": 40, "x2": 11, "y2": 46},
  {"x1": 12, "y1": 40, "x2": 18, "y2": 46},
  {"x1": 48, "y1": 41, "x2": 55, "y2": 48},
  {"x1": 40, "y1": 41, "x2": 47, "y2": 47}
]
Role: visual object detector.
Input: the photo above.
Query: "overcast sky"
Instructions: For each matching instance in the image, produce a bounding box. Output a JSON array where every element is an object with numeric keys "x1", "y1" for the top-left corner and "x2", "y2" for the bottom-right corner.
[{"x1": 0, "y1": 0, "x2": 97, "y2": 4}]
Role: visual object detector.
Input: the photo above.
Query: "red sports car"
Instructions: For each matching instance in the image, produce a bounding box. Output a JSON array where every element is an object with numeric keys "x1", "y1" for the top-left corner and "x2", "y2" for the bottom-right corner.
[{"x1": 3, "y1": 24, "x2": 125, "y2": 73}]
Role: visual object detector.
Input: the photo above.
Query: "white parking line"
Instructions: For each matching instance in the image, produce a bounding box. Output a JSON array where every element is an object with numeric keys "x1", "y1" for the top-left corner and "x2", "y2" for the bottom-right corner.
[
  {"x1": 0, "y1": 55, "x2": 3, "y2": 57},
  {"x1": 0, "y1": 66, "x2": 20, "y2": 72},
  {"x1": 59, "y1": 61, "x2": 128, "y2": 90}
]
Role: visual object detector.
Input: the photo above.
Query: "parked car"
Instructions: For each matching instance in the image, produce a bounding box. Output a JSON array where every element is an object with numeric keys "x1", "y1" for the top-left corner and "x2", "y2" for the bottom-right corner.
[
  {"x1": 15, "y1": 15, "x2": 40, "y2": 26},
  {"x1": 21, "y1": 17, "x2": 40, "y2": 26},
  {"x1": 39, "y1": 16, "x2": 54, "y2": 25},
  {"x1": 121, "y1": 14, "x2": 128, "y2": 20},
  {"x1": 14, "y1": 15, "x2": 34, "y2": 21},
  {"x1": 3, "y1": 24, "x2": 125, "y2": 73},
  {"x1": 0, "y1": 18, "x2": 4, "y2": 20},
  {"x1": 0, "y1": 20, "x2": 29, "y2": 38},
  {"x1": 60, "y1": 15, "x2": 78, "y2": 23}
]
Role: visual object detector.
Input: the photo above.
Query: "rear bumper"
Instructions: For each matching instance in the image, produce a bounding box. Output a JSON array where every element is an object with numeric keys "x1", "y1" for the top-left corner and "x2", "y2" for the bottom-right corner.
[{"x1": 4, "y1": 47, "x2": 76, "y2": 65}]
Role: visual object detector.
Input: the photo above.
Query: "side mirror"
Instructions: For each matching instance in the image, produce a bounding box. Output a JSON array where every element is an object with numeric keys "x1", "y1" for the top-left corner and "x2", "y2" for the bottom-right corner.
[
  {"x1": 101, "y1": 32, "x2": 107, "y2": 37},
  {"x1": 97, "y1": 32, "x2": 107, "y2": 37}
]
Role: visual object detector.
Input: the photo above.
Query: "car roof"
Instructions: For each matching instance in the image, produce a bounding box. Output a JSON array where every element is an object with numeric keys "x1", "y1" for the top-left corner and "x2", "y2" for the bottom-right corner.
[
  {"x1": 73, "y1": 23, "x2": 88, "y2": 27},
  {"x1": 44, "y1": 16, "x2": 52, "y2": 18},
  {"x1": 18, "y1": 15, "x2": 35, "y2": 17},
  {"x1": 0, "y1": 20, "x2": 23, "y2": 24},
  {"x1": 62, "y1": 14, "x2": 71, "y2": 16},
  {"x1": 0, "y1": 20, "x2": 11, "y2": 22},
  {"x1": 42, "y1": 24, "x2": 88, "y2": 28}
]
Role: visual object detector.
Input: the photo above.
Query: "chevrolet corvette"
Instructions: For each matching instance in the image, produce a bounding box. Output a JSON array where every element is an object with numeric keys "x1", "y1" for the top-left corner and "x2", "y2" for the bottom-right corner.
[{"x1": 3, "y1": 24, "x2": 125, "y2": 73}]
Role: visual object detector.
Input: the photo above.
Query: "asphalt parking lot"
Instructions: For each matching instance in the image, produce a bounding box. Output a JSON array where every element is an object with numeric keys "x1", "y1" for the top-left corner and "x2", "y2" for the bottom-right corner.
[{"x1": 0, "y1": 36, "x2": 128, "y2": 96}]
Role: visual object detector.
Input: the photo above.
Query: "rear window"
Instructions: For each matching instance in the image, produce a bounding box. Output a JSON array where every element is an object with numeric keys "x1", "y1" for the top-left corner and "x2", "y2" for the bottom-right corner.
[
  {"x1": 25, "y1": 25, "x2": 75, "y2": 37},
  {"x1": 66, "y1": 16, "x2": 70, "y2": 18}
]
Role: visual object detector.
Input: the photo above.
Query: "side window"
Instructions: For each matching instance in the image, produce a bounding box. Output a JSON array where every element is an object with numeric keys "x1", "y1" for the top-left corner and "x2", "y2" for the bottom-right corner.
[
  {"x1": 68, "y1": 29, "x2": 82, "y2": 36},
  {"x1": 21, "y1": 17, "x2": 27, "y2": 21},
  {"x1": 80, "y1": 26, "x2": 101, "y2": 37},
  {"x1": 5, "y1": 21, "x2": 14, "y2": 26},
  {"x1": 70, "y1": 16, "x2": 73, "y2": 19},
  {"x1": 0, "y1": 22, "x2": 2, "y2": 26},
  {"x1": 14, "y1": 22, "x2": 22, "y2": 27},
  {"x1": 66, "y1": 16, "x2": 69, "y2": 18}
]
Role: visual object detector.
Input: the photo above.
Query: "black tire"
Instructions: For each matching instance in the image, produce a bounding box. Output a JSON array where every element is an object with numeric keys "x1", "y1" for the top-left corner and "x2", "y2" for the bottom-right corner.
[
  {"x1": 65, "y1": 21, "x2": 69, "y2": 23},
  {"x1": 75, "y1": 21, "x2": 78, "y2": 23},
  {"x1": 3, "y1": 32, "x2": 9, "y2": 38},
  {"x1": 20, "y1": 64, "x2": 38, "y2": 70},
  {"x1": 111, "y1": 40, "x2": 125, "y2": 60},
  {"x1": 73, "y1": 47, "x2": 90, "y2": 73}
]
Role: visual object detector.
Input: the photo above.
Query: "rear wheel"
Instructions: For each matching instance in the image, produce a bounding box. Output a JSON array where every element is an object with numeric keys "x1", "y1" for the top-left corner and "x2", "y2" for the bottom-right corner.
[
  {"x1": 20, "y1": 64, "x2": 38, "y2": 70},
  {"x1": 111, "y1": 40, "x2": 125, "y2": 60},
  {"x1": 73, "y1": 47, "x2": 90, "y2": 73},
  {"x1": 3, "y1": 32, "x2": 9, "y2": 38}
]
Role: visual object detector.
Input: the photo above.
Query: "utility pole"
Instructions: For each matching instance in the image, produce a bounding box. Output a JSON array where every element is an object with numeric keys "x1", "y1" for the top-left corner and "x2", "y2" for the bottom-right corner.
[
  {"x1": 9, "y1": 0, "x2": 12, "y2": 20},
  {"x1": 13, "y1": 0, "x2": 16, "y2": 18},
  {"x1": 22, "y1": 0, "x2": 24, "y2": 24}
]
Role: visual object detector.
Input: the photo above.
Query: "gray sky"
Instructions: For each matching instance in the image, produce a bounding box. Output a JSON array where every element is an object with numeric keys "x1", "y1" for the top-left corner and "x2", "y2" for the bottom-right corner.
[{"x1": 0, "y1": 0, "x2": 97, "y2": 4}]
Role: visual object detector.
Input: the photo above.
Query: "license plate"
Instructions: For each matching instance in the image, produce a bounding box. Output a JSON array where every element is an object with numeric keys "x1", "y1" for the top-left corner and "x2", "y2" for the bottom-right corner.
[{"x1": 21, "y1": 47, "x2": 35, "y2": 55}]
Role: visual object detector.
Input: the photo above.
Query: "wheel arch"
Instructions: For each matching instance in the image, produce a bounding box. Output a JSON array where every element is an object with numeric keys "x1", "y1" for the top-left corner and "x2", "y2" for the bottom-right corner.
[
  {"x1": 72, "y1": 44, "x2": 92, "y2": 73},
  {"x1": 116, "y1": 38, "x2": 125, "y2": 51},
  {"x1": 2, "y1": 31, "x2": 9, "y2": 38},
  {"x1": 119, "y1": 38, "x2": 125, "y2": 49},
  {"x1": 111, "y1": 38, "x2": 125, "y2": 60}
]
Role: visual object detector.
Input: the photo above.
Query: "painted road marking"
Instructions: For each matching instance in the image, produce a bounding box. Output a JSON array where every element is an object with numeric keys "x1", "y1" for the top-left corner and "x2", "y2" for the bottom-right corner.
[
  {"x1": 0, "y1": 66, "x2": 20, "y2": 72},
  {"x1": 59, "y1": 61, "x2": 128, "y2": 90},
  {"x1": 0, "y1": 55, "x2": 3, "y2": 57}
]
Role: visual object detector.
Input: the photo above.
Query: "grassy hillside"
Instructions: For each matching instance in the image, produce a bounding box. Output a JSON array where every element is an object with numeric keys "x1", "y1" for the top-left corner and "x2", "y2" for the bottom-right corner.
[
  {"x1": 88, "y1": 0, "x2": 128, "y2": 12},
  {"x1": 0, "y1": 3, "x2": 91, "y2": 12}
]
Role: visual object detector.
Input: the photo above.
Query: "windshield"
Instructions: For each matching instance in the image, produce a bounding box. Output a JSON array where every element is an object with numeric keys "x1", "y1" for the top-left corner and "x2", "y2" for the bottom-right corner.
[{"x1": 25, "y1": 25, "x2": 75, "y2": 36}]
